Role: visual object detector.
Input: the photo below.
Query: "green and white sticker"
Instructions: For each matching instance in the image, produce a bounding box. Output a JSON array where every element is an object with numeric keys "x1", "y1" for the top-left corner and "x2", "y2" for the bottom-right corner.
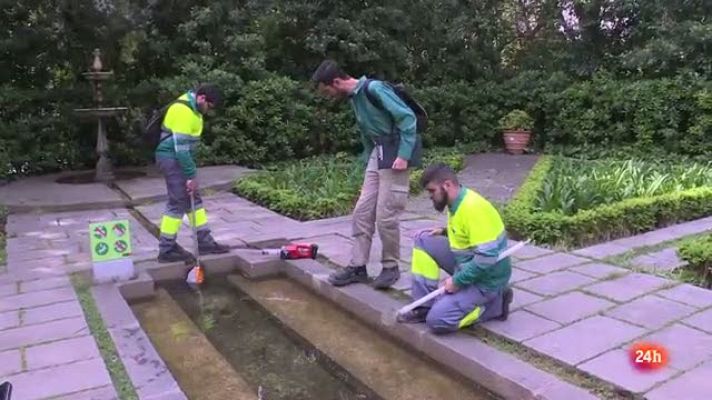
[{"x1": 89, "y1": 219, "x2": 132, "y2": 262}]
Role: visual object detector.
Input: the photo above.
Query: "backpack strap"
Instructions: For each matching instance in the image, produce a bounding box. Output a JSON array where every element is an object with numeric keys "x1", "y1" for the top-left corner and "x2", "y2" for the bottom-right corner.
[{"x1": 363, "y1": 79, "x2": 386, "y2": 112}]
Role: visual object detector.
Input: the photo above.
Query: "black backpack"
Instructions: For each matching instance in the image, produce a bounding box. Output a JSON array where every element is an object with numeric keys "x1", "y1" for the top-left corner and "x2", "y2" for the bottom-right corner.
[
  {"x1": 363, "y1": 79, "x2": 428, "y2": 133},
  {"x1": 143, "y1": 99, "x2": 191, "y2": 150}
]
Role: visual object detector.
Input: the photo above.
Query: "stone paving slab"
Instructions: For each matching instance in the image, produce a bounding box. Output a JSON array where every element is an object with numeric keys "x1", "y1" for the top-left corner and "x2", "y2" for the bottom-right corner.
[
  {"x1": 56, "y1": 385, "x2": 119, "y2": 400},
  {"x1": 638, "y1": 324, "x2": 712, "y2": 371},
  {"x1": 0, "y1": 171, "x2": 126, "y2": 213},
  {"x1": 569, "y1": 262, "x2": 629, "y2": 279},
  {"x1": 0, "y1": 311, "x2": 19, "y2": 331},
  {"x1": 582, "y1": 272, "x2": 674, "y2": 303},
  {"x1": 483, "y1": 310, "x2": 561, "y2": 342},
  {"x1": 631, "y1": 247, "x2": 687, "y2": 272},
  {"x1": 0, "y1": 286, "x2": 77, "y2": 313},
  {"x1": 25, "y1": 335, "x2": 100, "y2": 370},
  {"x1": 645, "y1": 359, "x2": 712, "y2": 400},
  {"x1": 523, "y1": 316, "x2": 647, "y2": 366},
  {"x1": 0, "y1": 316, "x2": 87, "y2": 351},
  {"x1": 510, "y1": 268, "x2": 538, "y2": 283},
  {"x1": 515, "y1": 271, "x2": 596, "y2": 296},
  {"x1": 115, "y1": 165, "x2": 253, "y2": 203},
  {"x1": 23, "y1": 301, "x2": 84, "y2": 326},
  {"x1": 578, "y1": 348, "x2": 680, "y2": 394},
  {"x1": 0, "y1": 349, "x2": 22, "y2": 376},
  {"x1": 20, "y1": 276, "x2": 71, "y2": 293},
  {"x1": 509, "y1": 289, "x2": 544, "y2": 311},
  {"x1": 656, "y1": 284, "x2": 712, "y2": 309},
  {"x1": 525, "y1": 292, "x2": 615, "y2": 325},
  {"x1": 683, "y1": 308, "x2": 712, "y2": 334},
  {"x1": 573, "y1": 216, "x2": 712, "y2": 259},
  {"x1": 514, "y1": 252, "x2": 589, "y2": 274},
  {"x1": 605, "y1": 295, "x2": 697, "y2": 329},
  {"x1": 7, "y1": 358, "x2": 113, "y2": 400}
]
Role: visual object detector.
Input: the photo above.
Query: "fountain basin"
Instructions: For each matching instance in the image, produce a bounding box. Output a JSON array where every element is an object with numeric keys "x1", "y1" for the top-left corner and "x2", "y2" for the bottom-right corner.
[{"x1": 74, "y1": 107, "x2": 128, "y2": 119}]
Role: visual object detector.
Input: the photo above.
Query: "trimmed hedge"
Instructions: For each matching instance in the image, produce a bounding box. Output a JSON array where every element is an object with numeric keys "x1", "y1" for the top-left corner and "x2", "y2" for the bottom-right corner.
[
  {"x1": 234, "y1": 146, "x2": 467, "y2": 221},
  {"x1": 678, "y1": 234, "x2": 712, "y2": 288},
  {"x1": 504, "y1": 156, "x2": 712, "y2": 249}
]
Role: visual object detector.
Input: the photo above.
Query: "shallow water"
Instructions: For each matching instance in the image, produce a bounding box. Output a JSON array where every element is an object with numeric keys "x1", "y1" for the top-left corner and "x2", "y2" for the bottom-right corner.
[
  {"x1": 137, "y1": 276, "x2": 497, "y2": 400},
  {"x1": 162, "y1": 279, "x2": 377, "y2": 400}
]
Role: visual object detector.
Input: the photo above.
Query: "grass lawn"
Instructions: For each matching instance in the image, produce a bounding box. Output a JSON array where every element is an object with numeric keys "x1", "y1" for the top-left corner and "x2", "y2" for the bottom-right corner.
[{"x1": 234, "y1": 145, "x2": 471, "y2": 220}]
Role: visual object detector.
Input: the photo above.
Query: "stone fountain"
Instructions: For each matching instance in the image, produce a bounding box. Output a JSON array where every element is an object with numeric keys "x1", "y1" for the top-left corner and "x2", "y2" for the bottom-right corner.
[{"x1": 73, "y1": 48, "x2": 128, "y2": 183}]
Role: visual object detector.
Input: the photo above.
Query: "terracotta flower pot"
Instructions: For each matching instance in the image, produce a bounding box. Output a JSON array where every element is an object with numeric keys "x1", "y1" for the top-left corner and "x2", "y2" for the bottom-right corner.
[{"x1": 503, "y1": 130, "x2": 531, "y2": 155}]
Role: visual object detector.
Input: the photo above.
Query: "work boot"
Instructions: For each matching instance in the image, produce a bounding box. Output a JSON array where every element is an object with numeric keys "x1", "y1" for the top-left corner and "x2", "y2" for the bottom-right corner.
[
  {"x1": 328, "y1": 266, "x2": 368, "y2": 287},
  {"x1": 396, "y1": 306, "x2": 429, "y2": 324},
  {"x1": 496, "y1": 287, "x2": 514, "y2": 321},
  {"x1": 372, "y1": 266, "x2": 400, "y2": 290},
  {"x1": 199, "y1": 241, "x2": 230, "y2": 255},
  {"x1": 158, "y1": 248, "x2": 191, "y2": 263}
]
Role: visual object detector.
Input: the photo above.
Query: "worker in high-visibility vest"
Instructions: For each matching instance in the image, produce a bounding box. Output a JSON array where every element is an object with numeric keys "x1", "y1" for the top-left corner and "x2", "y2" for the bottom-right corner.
[
  {"x1": 155, "y1": 84, "x2": 230, "y2": 263},
  {"x1": 397, "y1": 163, "x2": 513, "y2": 333}
]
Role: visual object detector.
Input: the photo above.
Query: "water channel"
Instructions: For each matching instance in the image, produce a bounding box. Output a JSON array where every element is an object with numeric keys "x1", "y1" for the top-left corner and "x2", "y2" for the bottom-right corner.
[{"x1": 131, "y1": 275, "x2": 498, "y2": 400}]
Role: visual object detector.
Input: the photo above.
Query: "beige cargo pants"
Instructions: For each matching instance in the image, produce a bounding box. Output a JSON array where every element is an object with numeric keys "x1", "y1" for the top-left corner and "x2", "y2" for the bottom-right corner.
[{"x1": 350, "y1": 148, "x2": 410, "y2": 269}]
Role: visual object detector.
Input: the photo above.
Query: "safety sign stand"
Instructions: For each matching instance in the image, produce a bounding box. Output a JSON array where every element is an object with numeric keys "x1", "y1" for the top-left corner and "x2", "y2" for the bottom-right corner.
[{"x1": 89, "y1": 219, "x2": 137, "y2": 284}]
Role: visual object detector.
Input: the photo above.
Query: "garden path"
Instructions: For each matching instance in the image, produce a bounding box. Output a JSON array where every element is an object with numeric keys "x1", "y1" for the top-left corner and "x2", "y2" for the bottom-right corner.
[{"x1": 1, "y1": 156, "x2": 711, "y2": 399}]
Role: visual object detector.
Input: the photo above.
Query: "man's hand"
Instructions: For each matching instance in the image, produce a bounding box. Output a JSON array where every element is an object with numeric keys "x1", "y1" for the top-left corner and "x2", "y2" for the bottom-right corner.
[
  {"x1": 414, "y1": 227, "x2": 444, "y2": 239},
  {"x1": 186, "y1": 179, "x2": 198, "y2": 194},
  {"x1": 392, "y1": 157, "x2": 408, "y2": 170},
  {"x1": 440, "y1": 277, "x2": 459, "y2": 294}
]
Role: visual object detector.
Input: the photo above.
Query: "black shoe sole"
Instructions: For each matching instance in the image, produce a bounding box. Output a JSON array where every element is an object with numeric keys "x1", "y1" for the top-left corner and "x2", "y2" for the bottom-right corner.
[
  {"x1": 372, "y1": 269, "x2": 401, "y2": 290},
  {"x1": 496, "y1": 288, "x2": 514, "y2": 321}
]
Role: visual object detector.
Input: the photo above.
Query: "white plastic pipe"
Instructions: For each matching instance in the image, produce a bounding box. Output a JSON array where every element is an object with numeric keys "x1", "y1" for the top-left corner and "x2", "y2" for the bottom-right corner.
[{"x1": 395, "y1": 239, "x2": 531, "y2": 317}]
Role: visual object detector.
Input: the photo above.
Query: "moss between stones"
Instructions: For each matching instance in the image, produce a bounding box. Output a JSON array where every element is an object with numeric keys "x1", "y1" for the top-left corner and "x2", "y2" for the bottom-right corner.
[{"x1": 71, "y1": 274, "x2": 138, "y2": 400}]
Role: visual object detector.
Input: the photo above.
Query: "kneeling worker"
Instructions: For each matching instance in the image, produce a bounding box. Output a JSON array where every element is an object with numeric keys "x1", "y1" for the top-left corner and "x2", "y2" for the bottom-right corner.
[{"x1": 398, "y1": 163, "x2": 513, "y2": 333}]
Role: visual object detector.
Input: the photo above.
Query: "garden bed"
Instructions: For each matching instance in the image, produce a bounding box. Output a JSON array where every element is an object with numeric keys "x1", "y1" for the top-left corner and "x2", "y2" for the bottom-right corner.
[
  {"x1": 504, "y1": 156, "x2": 712, "y2": 249},
  {"x1": 234, "y1": 146, "x2": 467, "y2": 221}
]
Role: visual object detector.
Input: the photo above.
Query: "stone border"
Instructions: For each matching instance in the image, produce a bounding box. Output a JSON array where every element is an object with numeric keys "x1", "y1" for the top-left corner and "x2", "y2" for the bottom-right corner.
[
  {"x1": 126, "y1": 249, "x2": 598, "y2": 400},
  {"x1": 90, "y1": 281, "x2": 187, "y2": 400},
  {"x1": 573, "y1": 216, "x2": 712, "y2": 259}
]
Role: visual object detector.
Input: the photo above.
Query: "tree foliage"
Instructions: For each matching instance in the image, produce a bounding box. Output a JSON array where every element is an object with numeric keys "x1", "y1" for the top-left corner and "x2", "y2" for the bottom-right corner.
[{"x1": 0, "y1": 0, "x2": 710, "y2": 179}]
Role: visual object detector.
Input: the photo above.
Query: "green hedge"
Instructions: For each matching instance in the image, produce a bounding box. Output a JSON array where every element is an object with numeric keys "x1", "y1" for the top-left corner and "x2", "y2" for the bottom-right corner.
[
  {"x1": 234, "y1": 146, "x2": 467, "y2": 221},
  {"x1": 3, "y1": 71, "x2": 711, "y2": 181},
  {"x1": 504, "y1": 156, "x2": 712, "y2": 249},
  {"x1": 678, "y1": 234, "x2": 712, "y2": 288}
]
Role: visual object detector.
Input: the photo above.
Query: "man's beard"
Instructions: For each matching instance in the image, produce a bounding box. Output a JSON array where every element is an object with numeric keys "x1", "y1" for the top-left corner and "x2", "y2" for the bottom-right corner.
[{"x1": 432, "y1": 187, "x2": 449, "y2": 212}]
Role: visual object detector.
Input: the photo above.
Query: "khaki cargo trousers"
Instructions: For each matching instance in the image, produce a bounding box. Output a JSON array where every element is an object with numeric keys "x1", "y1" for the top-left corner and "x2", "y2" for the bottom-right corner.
[{"x1": 350, "y1": 148, "x2": 410, "y2": 269}]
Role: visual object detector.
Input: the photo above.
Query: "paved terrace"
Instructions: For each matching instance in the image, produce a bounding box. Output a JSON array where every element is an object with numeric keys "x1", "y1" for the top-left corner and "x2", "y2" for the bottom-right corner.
[{"x1": 1, "y1": 155, "x2": 711, "y2": 400}]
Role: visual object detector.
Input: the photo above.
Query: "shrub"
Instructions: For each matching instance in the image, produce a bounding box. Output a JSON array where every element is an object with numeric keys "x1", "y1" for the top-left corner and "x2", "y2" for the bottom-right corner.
[
  {"x1": 678, "y1": 234, "x2": 712, "y2": 288},
  {"x1": 234, "y1": 146, "x2": 467, "y2": 220},
  {"x1": 504, "y1": 156, "x2": 712, "y2": 248},
  {"x1": 499, "y1": 110, "x2": 534, "y2": 131}
]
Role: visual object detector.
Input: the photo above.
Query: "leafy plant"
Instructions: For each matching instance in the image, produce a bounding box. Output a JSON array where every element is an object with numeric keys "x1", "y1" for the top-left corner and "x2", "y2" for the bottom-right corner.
[
  {"x1": 498, "y1": 110, "x2": 534, "y2": 131},
  {"x1": 504, "y1": 156, "x2": 712, "y2": 249},
  {"x1": 677, "y1": 234, "x2": 712, "y2": 288},
  {"x1": 234, "y1": 146, "x2": 466, "y2": 220},
  {"x1": 535, "y1": 158, "x2": 712, "y2": 215}
]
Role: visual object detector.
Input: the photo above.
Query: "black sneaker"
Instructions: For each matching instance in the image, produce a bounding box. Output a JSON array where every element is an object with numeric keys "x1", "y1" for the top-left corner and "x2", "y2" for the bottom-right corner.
[
  {"x1": 199, "y1": 241, "x2": 230, "y2": 255},
  {"x1": 328, "y1": 266, "x2": 368, "y2": 287},
  {"x1": 158, "y1": 249, "x2": 191, "y2": 263},
  {"x1": 372, "y1": 267, "x2": 400, "y2": 290},
  {"x1": 396, "y1": 307, "x2": 429, "y2": 324},
  {"x1": 496, "y1": 287, "x2": 514, "y2": 321}
]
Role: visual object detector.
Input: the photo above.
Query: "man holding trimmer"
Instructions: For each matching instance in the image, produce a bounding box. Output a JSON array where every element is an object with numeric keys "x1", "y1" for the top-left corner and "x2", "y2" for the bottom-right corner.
[{"x1": 154, "y1": 84, "x2": 230, "y2": 263}]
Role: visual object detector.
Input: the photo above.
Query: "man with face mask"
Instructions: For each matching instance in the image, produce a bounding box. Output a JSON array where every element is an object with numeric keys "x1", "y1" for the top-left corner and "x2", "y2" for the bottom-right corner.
[
  {"x1": 397, "y1": 163, "x2": 513, "y2": 334},
  {"x1": 310, "y1": 59, "x2": 420, "y2": 289},
  {"x1": 154, "y1": 84, "x2": 230, "y2": 263}
]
